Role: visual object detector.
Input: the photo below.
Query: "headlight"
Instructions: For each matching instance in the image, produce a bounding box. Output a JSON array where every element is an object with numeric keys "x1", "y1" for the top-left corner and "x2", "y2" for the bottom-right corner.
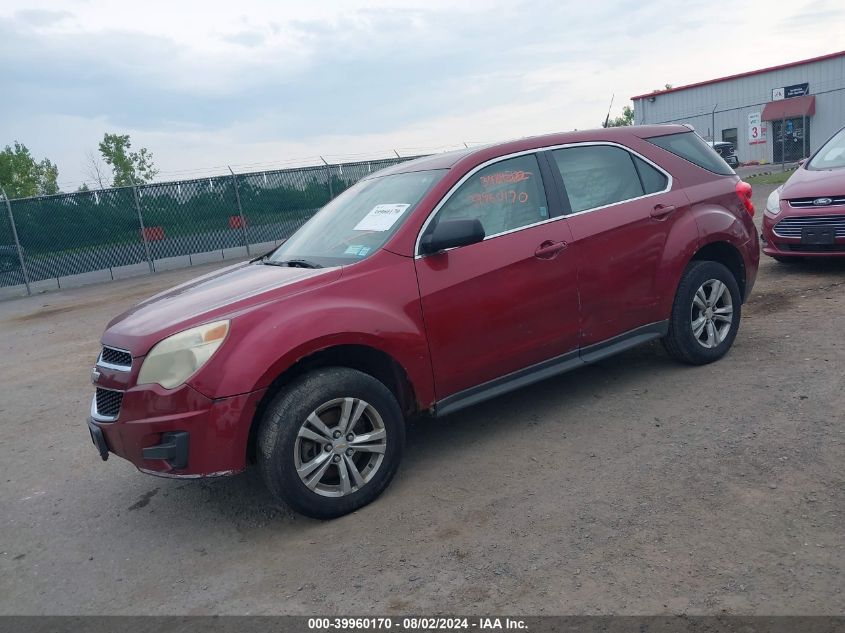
[
  {"x1": 766, "y1": 186, "x2": 783, "y2": 215},
  {"x1": 138, "y1": 320, "x2": 230, "y2": 389}
]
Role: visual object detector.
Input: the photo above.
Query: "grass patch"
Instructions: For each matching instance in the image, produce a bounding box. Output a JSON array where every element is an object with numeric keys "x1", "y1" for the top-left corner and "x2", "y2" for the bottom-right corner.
[{"x1": 745, "y1": 170, "x2": 794, "y2": 185}]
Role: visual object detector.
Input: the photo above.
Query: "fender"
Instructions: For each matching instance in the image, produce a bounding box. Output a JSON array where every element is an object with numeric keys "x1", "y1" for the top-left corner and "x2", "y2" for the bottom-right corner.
[
  {"x1": 656, "y1": 199, "x2": 754, "y2": 315},
  {"x1": 652, "y1": 200, "x2": 705, "y2": 317},
  {"x1": 187, "y1": 252, "x2": 436, "y2": 408}
]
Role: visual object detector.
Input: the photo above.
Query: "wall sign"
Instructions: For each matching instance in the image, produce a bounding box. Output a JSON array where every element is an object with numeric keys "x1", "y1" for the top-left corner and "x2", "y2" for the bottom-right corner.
[
  {"x1": 785, "y1": 83, "x2": 809, "y2": 98},
  {"x1": 772, "y1": 83, "x2": 809, "y2": 101},
  {"x1": 748, "y1": 113, "x2": 767, "y2": 145}
]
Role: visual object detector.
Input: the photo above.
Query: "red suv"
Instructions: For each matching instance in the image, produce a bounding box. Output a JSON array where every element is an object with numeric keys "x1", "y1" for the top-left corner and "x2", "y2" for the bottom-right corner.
[
  {"x1": 87, "y1": 125, "x2": 759, "y2": 518},
  {"x1": 762, "y1": 126, "x2": 845, "y2": 261}
]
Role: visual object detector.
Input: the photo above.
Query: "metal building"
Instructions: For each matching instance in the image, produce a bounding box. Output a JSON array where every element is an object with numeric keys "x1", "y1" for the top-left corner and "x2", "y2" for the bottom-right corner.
[{"x1": 631, "y1": 51, "x2": 845, "y2": 165}]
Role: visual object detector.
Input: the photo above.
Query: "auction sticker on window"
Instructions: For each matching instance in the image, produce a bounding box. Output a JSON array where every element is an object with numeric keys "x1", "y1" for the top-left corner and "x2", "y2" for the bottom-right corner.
[{"x1": 353, "y1": 204, "x2": 411, "y2": 232}]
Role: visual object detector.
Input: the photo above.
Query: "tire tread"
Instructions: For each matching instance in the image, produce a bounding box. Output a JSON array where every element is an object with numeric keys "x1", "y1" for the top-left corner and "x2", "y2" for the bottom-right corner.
[{"x1": 662, "y1": 260, "x2": 741, "y2": 366}]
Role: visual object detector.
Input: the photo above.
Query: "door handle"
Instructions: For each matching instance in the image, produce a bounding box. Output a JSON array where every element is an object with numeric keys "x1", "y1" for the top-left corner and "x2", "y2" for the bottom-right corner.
[
  {"x1": 534, "y1": 240, "x2": 568, "y2": 259},
  {"x1": 650, "y1": 204, "x2": 676, "y2": 219}
]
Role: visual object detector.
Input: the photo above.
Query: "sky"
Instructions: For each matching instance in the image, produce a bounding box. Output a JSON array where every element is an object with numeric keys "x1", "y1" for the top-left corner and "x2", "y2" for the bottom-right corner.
[{"x1": 1, "y1": 0, "x2": 844, "y2": 190}]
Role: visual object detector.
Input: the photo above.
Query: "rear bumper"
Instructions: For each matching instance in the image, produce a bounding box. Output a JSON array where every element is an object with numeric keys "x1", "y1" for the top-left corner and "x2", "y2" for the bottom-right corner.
[{"x1": 87, "y1": 385, "x2": 267, "y2": 477}]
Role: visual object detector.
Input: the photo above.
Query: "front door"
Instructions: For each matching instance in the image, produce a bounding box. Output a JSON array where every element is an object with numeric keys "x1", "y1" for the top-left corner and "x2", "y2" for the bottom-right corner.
[{"x1": 414, "y1": 153, "x2": 580, "y2": 401}]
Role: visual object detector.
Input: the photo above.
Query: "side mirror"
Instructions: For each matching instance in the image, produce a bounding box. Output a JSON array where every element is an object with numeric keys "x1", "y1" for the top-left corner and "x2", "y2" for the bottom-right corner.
[
  {"x1": 798, "y1": 158, "x2": 807, "y2": 167},
  {"x1": 420, "y1": 218, "x2": 485, "y2": 255}
]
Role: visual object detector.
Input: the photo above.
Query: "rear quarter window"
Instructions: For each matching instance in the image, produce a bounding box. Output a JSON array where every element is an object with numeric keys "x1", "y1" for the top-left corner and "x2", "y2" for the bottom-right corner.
[
  {"x1": 632, "y1": 155, "x2": 669, "y2": 194},
  {"x1": 647, "y1": 131, "x2": 734, "y2": 176}
]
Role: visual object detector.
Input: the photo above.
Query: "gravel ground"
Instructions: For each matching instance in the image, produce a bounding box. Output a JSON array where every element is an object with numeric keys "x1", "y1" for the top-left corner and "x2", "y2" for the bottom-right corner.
[{"x1": 0, "y1": 184, "x2": 842, "y2": 615}]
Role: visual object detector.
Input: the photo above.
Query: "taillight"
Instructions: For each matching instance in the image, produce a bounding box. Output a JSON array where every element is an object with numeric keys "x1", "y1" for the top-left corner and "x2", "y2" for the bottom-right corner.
[{"x1": 736, "y1": 180, "x2": 754, "y2": 216}]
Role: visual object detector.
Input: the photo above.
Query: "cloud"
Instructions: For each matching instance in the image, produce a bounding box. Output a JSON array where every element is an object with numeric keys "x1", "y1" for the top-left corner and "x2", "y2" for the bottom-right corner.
[
  {"x1": 13, "y1": 8, "x2": 72, "y2": 27},
  {"x1": 0, "y1": 0, "x2": 843, "y2": 188},
  {"x1": 222, "y1": 30, "x2": 266, "y2": 48}
]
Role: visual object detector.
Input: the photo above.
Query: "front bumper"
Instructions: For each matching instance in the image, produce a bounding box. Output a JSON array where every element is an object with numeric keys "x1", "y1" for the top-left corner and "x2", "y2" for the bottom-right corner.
[
  {"x1": 762, "y1": 212, "x2": 845, "y2": 257},
  {"x1": 87, "y1": 383, "x2": 266, "y2": 477}
]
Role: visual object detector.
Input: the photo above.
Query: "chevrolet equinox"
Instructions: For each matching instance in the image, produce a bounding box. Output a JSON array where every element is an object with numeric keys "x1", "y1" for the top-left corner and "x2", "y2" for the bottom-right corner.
[{"x1": 88, "y1": 125, "x2": 759, "y2": 518}]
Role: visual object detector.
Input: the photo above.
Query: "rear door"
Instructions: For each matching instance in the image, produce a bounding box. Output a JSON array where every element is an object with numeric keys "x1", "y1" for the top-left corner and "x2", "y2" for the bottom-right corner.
[
  {"x1": 414, "y1": 152, "x2": 580, "y2": 400},
  {"x1": 547, "y1": 143, "x2": 688, "y2": 346}
]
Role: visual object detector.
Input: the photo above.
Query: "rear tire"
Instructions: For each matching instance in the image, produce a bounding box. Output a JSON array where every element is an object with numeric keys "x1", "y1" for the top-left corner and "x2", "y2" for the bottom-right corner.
[
  {"x1": 662, "y1": 261, "x2": 742, "y2": 365},
  {"x1": 257, "y1": 367, "x2": 405, "y2": 519}
]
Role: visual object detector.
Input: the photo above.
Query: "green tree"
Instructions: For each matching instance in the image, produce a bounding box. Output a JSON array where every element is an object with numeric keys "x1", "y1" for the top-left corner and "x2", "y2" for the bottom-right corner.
[
  {"x1": 98, "y1": 133, "x2": 159, "y2": 187},
  {"x1": 0, "y1": 141, "x2": 60, "y2": 198},
  {"x1": 604, "y1": 104, "x2": 635, "y2": 128}
]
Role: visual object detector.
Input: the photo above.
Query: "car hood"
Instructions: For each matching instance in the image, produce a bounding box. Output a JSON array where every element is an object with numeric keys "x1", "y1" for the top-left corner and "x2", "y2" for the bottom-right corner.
[
  {"x1": 782, "y1": 166, "x2": 845, "y2": 200},
  {"x1": 102, "y1": 261, "x2": 341, "y2": 355}
]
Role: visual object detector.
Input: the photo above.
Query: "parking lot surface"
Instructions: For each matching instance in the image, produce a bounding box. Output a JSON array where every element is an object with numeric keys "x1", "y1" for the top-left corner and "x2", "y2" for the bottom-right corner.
[{"x1": 0, "y1": 184, "x2": 842, "y2": 615}]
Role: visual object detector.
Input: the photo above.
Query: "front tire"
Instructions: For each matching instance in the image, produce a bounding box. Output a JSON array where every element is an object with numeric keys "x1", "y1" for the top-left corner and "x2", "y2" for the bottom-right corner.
[
  {"x1": 662, "y1": 261, "x2": 742, "y2": 365},
  {"x1": 257, "y1": 367, "x2": 405, "y2": 519}
]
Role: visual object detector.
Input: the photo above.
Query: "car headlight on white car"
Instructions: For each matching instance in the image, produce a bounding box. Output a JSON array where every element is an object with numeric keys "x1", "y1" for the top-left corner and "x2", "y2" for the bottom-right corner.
[
  {"x1": 137, "y1": 320, "x2": 230, "y2": 389},
  {"x1": 765, "y1": 186, "x2": 783, "y2": 216}
]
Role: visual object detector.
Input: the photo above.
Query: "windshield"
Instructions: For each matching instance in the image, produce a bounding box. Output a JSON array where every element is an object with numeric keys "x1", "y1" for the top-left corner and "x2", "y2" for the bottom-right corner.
[
  {"x1": 266, "y1": 169, "x2": 446, "y2": 267},
  {"x1": 808, "y1": 127, "x2": 845, "y2": 170}
]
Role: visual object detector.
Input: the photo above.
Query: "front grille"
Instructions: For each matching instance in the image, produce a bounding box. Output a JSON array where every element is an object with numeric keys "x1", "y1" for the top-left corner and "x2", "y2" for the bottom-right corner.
[
  {"x1": 95, "y1": 388, "x2": 123, "y2": 420},
  {"x1": 99, "y1": 346, "x2": 132, "y2": 369},
  {"x1": 789, "y1": 196, "x2": 845, "y2": 208},
  {"x1": 773, "y1": 215, "x2": 845, "y2": 238},
  {"x1": 781, "y1": 243, "x2": 845, "y2": 252}
]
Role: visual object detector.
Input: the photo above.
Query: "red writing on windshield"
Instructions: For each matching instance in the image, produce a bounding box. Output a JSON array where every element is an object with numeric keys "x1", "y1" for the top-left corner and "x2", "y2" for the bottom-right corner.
[
  {"x1": 480, "y1": 171, "x2": 531, "y2": 187},
  {"x1": 470, "y1": 191, "x2": 529, "y2": 205}
]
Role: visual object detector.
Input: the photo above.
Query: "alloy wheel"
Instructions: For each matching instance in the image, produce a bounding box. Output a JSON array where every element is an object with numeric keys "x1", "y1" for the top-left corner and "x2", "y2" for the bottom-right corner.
[
  {"x1": 294, "y1": 397, "x2": 387, "y2": 498},
  {"x1": 690, "y1": 278, "x2": 733, "y2": 349}
]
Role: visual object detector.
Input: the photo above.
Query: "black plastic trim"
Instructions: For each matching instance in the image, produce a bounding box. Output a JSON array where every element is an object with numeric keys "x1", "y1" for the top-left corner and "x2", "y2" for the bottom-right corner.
[
  {"x1": 580, "y1": 321, "x2": 668, "y2": 363},
  {"x1": 434, "y1": 321, "x2": 669, "y2": 417},
  {"x1": 87, "y1": 419, "x2": 109, "y2": 461},
  {"x1": 142, "y1": 431, "x2": 189, "y2": 470},
  {"x1": 536, "y1": 151, "x2": 571, "y2": 217}
]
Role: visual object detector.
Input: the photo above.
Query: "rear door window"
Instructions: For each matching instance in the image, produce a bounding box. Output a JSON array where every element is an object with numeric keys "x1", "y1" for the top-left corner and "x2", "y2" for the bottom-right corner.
[
  {"x1": 647, "y1": 131, "x2": 734, "y2": 175},
  {"x1": 551, "y1": 145, "x2": 647, "y2": 213}
]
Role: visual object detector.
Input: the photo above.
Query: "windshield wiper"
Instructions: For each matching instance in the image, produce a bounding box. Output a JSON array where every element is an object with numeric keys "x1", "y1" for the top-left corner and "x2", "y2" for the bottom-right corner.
[{"x1": 261, "y1": 257, "x2": 323, "y2": 269}]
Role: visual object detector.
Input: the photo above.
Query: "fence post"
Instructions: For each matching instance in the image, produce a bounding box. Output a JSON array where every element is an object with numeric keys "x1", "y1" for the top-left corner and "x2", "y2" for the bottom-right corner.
[
  {"x1": 781, "y1": 116, "x2": 786, "y2": 172},
  {"x1": 320, "y1": 156, "x2": 334, "y2": 199},
  {"x1": 131, "y1": 179, "x2": 155, "y2": 273},
  {"x1": 2, "y1": 187, "x2": 31, "y2": 296},
  {"x1": 802, "y1": 115, "x2": 807, "y2": 159},
  {"x1": 711, "y1": 104, "x2": 717, "y2": 144},
  {"x1": 228, "y1": 166, "x2": 250, "y2": 256}
]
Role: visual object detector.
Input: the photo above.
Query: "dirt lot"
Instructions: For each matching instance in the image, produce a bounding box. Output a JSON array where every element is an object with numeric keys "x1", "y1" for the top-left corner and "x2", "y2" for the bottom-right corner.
[{"x1": 0, "y1": 183, "x2": 842, "y2": 615}]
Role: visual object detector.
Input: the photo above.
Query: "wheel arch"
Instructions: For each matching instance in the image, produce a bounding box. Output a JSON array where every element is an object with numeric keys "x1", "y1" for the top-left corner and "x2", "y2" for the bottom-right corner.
[
  {"x1": 690, "y1": 240, "x2": 747, "y2": 301},
  {"x1": 246, "y1": 343, "x2": 421, "y2": 464}
]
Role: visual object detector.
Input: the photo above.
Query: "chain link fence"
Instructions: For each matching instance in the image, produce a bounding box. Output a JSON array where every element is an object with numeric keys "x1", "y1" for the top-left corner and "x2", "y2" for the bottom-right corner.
[{"x1": 0, "y1": 157, "x2": 414, "y2": 293}]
